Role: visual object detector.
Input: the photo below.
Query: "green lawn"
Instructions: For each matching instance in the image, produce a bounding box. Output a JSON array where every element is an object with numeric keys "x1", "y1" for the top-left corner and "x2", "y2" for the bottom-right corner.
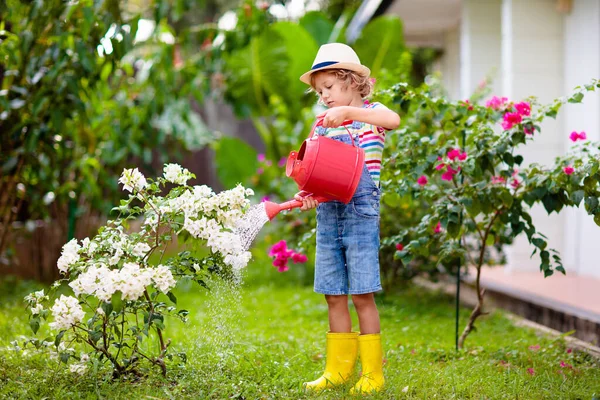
[{"x1": 1, "y1": 266, "x2": 599, "y2": 399}]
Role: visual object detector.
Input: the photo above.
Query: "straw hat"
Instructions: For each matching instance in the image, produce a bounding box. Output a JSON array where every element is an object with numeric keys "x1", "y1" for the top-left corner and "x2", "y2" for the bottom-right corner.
[{"x1": 300, "y1": 43, "x2": 370, "y2": 85}]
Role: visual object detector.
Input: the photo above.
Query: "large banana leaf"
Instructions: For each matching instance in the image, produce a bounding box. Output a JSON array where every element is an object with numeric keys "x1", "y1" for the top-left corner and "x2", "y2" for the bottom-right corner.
[
  {"x1": 224, "y1": 22, "x2": 317, "y2": 118},
  {"x1": 299, "y1": 11, "x2": 333, "y2": 46},
  {"x1": 353, "y1": 16, "x2": 405, "y2": 77},
  {"x1": 269, "y1": 22, "x2": 318, "y2": 113},
  {"x1": 224, "y1": 31, "x2": 289, "y2": 117}
]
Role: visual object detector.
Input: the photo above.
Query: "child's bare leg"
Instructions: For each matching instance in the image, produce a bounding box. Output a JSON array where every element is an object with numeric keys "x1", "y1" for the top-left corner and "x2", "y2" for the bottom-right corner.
[
  {"x1": 351, "y1": 293, "x2": 380, "y2": 334},
  {"x1": 325, "y1": 295, "x2": 352, "y2": 332}
]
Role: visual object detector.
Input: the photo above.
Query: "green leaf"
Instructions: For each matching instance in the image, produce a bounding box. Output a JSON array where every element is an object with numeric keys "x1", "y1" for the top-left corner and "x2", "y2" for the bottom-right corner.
[
  {"x1": 213, "y1": 137, "x2": 259, "y2": 188},
  {"x1": 55, "y1": 330, "x2": 66, "y2": 347},
  {"x1": 60, "y1": 352, "x2": 70, "y2": 364},
  {"x1": 29, "y1": 317, "x2": 40, "y2": 335},
  {"x1": 353, "y1": 16, "x2": 405, "y2": 77},
  {"x1": 447, "y1": 221, "x2": 460, "y2": 238},
  {"x1": 89, "y1": 330, "x2": 103, "y2": 344},
  {"x1": 167, "y1": 292, "x2": 177, "y2": 305},
  {"x1": 568, "y1": 92, "x2": 584, "y2": 103},
  {"x1": 595, "y1": 213, "x2": 600, "y2": 227},
  {"x1": 541, "y1": 194, "x2": 559, "y2": 214},
  {"x1": 585, "y1": 196, "x2": 599, "y2": 213},
  {"x1": 111, "y1": 293, "x2": 123, "y2": 313},
  {"x1": 571, "y1": 190, "x2": 585, "y2": 206},
  {"x1": 101, "y1": 301, "x2": 113, "y2": 316},
  {"x1": 514, "y1": 155, "x2": 524, "y2": 165},
  {"x1": 532, "y1": 238, "x2": 546, "y2": 250},
  {"x1": 269, "y1": 22, "x2": 318, "y2": 109},
  {"x1": 299, "y1": 11, "x2": 333, "y2": 46}
]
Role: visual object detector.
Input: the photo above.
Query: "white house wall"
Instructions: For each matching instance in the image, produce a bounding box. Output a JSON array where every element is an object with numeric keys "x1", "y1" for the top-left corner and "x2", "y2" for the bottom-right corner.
[
  {"x1": 501, "y1": 0, "x2": 567, "y2": 273},
  {"x1": 438, "y1": 26, "x2": 461, "y2": 100},
  {"x1": 563, "y1": 0, "x2": 600, "y2": 279},
  {"x1": 460, "y1": 0, "x2": 502, "y2": 100}
]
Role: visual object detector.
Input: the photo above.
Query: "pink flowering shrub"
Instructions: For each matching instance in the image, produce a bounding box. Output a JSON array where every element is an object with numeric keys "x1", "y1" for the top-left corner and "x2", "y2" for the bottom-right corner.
[
  {"x1": 377, "y1": 77, "x2": 600, "y2": 348},
  {"x1": 268, "y1": 240, "x2": 308, "y2": 272}
]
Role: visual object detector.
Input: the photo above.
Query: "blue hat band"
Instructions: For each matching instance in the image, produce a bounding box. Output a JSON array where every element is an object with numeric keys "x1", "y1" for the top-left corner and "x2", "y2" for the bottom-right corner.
[{"x1": 311, "y1": 61, "x2": 339, "y2": 70}]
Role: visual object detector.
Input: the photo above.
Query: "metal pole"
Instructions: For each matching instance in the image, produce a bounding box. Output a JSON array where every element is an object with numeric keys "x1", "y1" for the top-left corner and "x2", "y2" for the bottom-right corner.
[{"x1": 455, "y1": 129, "x2": 466, "y2": 351}]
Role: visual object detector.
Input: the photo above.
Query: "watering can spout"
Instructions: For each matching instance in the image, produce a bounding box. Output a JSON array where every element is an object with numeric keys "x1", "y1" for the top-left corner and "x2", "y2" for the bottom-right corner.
[{"x1": 263, "y1": 195, "x2": 329, "y2": 220}]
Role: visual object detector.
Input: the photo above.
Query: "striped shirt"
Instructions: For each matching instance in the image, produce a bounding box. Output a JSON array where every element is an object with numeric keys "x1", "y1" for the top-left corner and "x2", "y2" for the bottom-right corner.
[{"x1": 315, "y1": 102, "x2": 388, "y2": 187}]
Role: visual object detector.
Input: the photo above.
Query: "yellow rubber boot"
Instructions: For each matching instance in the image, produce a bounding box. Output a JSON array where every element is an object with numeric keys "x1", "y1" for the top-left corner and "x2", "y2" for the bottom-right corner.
[
  {"x1": 351, "y1": 333, "x2": 385, "y2": 394},
  {"x1": 303, "y1": 332, "x2": 359, "y2": 391}
]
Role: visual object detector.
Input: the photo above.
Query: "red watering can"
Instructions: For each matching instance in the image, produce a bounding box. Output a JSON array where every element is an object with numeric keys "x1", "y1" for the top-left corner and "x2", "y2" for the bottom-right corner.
[{"x1": 262, "y1": 119, "x2": 365, "y2": 220}]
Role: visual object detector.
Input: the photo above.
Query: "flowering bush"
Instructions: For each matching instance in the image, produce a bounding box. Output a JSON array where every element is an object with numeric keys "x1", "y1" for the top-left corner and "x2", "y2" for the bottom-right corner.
[
  {"x1": 268, "y1": 240, "x2": 308, "y2": 272},
  {"x1": 377, "y1": 78, "x2": 600, "y2": 347},
  {"x1": 21, "y1": 164, "x2": 254, "y2": 377}
]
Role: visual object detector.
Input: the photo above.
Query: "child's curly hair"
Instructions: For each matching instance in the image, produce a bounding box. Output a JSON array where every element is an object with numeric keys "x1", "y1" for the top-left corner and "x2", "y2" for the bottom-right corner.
[{"x1": 308, "y1": 69, "x2": 374, "y2": 100}]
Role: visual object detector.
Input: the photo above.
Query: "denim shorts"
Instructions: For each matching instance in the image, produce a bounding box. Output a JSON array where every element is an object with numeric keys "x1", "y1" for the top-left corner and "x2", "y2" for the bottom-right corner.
[{"x1": 313, "y1": 134, "x2": 382, "y2": 295}]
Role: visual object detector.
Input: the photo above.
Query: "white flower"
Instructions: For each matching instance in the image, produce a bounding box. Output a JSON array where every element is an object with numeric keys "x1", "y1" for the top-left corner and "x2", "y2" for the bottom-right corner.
[
  {"x1": 192, "y1": 185, "x2": 213, "y2": 199},
  {"x1": 224, "y1": 252, "x2": 252, "y2": 270},
  {"x1": 113, "y1": 262, "x2": 153, "y2": 301},
  {"x1": 96, "y1": 307, "x2": 105, "y2": 316},
  {"x1": 69, "y1": 362, "x2": 87, "y2": 375},
  {"x1": 69, "y1": 265, "x2": 116, "y2": 302},
  {"x1": 49, "y1": 295, "x2": 85, "y2": 331},
  {"x1": 57, "y1": 239, "x2": 81, "y2": 273},
  {"x1": 163, "y1": 163, "x2": 193, "y2": 185},
  {"x1": 152, "y1": 265, "x2": 176, "y2": 293},
  {"x1": 119, "y1": 168, "x2": 148, "y2": 193},
  {"x1": 81, "y1": 238, "x2": 99, "y2": 255},
  {"x1": 132, "y1": 242, "x2": 151, "y2": 257},
  {"x1": 31, "y1": 304, "x2": 43, "y2": 315}
]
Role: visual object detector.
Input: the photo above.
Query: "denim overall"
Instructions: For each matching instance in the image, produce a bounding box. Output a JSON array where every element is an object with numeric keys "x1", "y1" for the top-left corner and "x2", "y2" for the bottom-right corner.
[{"x1": 313, "y1": 128, "x2": 382, "y2": 295}]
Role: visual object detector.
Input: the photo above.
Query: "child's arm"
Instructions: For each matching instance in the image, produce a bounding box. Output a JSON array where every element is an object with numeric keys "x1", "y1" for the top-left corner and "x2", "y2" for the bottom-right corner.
[{"x1": 318, "y1": 106, "x2": 400, "y2": 130}]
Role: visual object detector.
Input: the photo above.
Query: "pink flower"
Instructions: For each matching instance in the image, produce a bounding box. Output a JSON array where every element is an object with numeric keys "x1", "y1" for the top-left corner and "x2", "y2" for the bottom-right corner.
[
  {"x1": 569, "y1": 131, "x2": 587, "y2": 142},
  {"x1": 261, "y1": 196, "x2": 271, "y2": 202},
  {"x1": 434, "y1": 222, "x2": 442, "y2": 234},
  {"x1": 527, "y1": 368, "x2": 535, "y2": 376},
  {"x1": 528, "y1": 345, "x2": 540, "y2": 351},
  {"x1": 463, "y1": 100, "x2": 474, "y2": 111},
  {"x1": 511, "y1": 178, "x2": 520, "y2": 189},
  {"x1": 272, "y1": 254, "x2": 287, "y2": 268},
  {"x1": 441, "y1": 165, "x2": 459, "y2": 181},
  {"x1": 395, "y1": 243, "x2": 404, "y2": 251},
  {"x1": 435, "y1": 163, "x2": 446, "y2": 171},
  {"x1": 278, "y1": 157, "x2": 287, "y2": 168},
  {"x1": 560, "y1": 361, "x2": 573, "y2": 369},
  {"x1": 566, "y1": 348, "x2": 572, "y2": 354},
  {"x1": 485, "y1": 96, "x2": 508, "y2": 110},
  {"x1": 563, "y1": 166, "x2": 574, "y2": 175},
  {"x1": 447, "y1": 148, "x2": 461, "y2": 161},
  {"x1": 257, "y1": 153, "x2": 266, "y2": 162},
  {"x1": 291, "y1": 252, "x2": 308, "y2": 263},
  {"x1": 502, "y1": 112, "x2": 523, "y2": 130},
  {"x1": 417, "y1": 175, "x2": 428, "y2": 186},
  {"x1": 257, "y1": 167, "x2": 264, "y2": 175},
  {"x1": 524, "y1": 126, "x2": 534, "y2": 135},
  {"x1": 514, "y1": 102, "x2": 531, "y2": 116},
  {"x1": 491, "y1": 176, "x2": 506, "y2": 184},
  {"x1": 458, "y1": 151, "x2": 468, "y2": 161},
  {"x1": 269, "y1": 240, "x2": 287, "y2": 257},
  {"x1": 277, "y1": 265, "x2": 289, "y2": 272}
]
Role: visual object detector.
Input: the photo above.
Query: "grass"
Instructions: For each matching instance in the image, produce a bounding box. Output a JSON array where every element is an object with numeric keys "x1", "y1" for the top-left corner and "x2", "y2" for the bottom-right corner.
[{"x1": 1, "y1": 263, "x2": 599, "y2": 399}]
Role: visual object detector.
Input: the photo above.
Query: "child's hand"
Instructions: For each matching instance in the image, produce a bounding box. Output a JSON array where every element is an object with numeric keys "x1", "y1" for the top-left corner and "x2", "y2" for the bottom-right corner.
[
  {"x1": 318, "y1": 106, "x2": 349, "y2": 128},
  {"x1": 294, "y1": 191, "x2": 319, "y2": 211}
]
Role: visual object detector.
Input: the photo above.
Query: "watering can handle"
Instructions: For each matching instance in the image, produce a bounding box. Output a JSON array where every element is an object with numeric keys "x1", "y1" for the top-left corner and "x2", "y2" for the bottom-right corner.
[
  {"x1": 309, "y1": 118, "x2": 358, "y2": 147},
  {"x1": 277, "y1": 194, "x2": 329, "y2": 212}
]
